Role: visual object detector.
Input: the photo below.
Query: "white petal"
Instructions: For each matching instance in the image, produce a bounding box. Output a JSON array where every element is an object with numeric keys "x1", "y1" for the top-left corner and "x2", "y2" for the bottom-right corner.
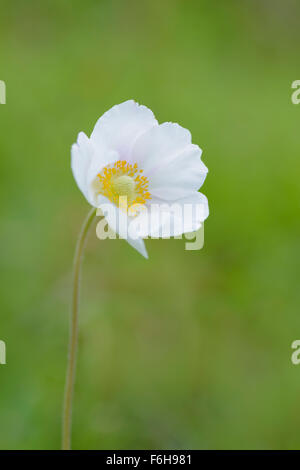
[
  {"x1": 71, "y1": 132, "x2": 92, "y2": 200},
  {"x1": 90, "y1": 100, "x2": 158, "y2": 161},
  {"x1": 131, "y1": 122, "x2": 207, "y2": 200},
  {"x1": 96, "y1": 195, "x2": 148, "y2": 259},
  {"x1": 126, "y1": 235, "x2": 148, "y2": 259},
  {"x1": 134, "y1": 192, "x2": 209, "y2": 238},
  {"x1": 131, "y1": 122, "x2": 191, "y2": 173},
  {"x1": 71, "y1": 131, "x2": 120, "y2": 207},
  {"x1": 149, "y1": 144, "x2": 208, "y2": 200}
]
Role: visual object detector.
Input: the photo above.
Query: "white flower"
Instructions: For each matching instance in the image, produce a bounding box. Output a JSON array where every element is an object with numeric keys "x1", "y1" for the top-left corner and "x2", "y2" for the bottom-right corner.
[{"x1": 71, "y1": 100, "x2": 209, "y2": 259}]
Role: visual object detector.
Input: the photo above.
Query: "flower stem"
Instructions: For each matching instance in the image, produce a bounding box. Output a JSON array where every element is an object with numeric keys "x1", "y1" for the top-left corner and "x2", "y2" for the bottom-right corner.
[{"x1": 62, "y1": 207, "x2": 96, "y2": 450}]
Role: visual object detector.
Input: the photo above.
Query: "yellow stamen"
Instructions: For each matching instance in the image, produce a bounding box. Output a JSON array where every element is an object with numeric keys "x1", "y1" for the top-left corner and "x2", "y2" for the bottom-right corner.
[{"x1": 97, "y1": 160, "x2": 151, "y2": 212}]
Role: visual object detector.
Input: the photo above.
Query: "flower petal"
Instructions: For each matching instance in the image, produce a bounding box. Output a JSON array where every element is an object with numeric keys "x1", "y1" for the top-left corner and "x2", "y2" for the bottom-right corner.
[
  {"x1": 96, "y1": 195, "x2": 148, "y2": 259},
  {"x1": 71, "y1": 131, "x2": 120, "y2": 207},
  {"x1": 90, "y1": 100, "x2": 158, "y2": 161},
  {"x1": 131, "y1": 122, "x2": 207, "y2": 200},
  {"x1": 134, "y1": 192, "x2": 209, "y2": 238},
  {"x1": 131, "y1": 122, "x2": 191, "y2": 172},
  {"x1": 149, "y1": 144, "x2": 208, "y2": 200},
  {"x1": 71, "y1": 132, "x2": 92, "y2": 199},
  {"x1": 126, "y1": 235, "x2": 148, "y2": 259}
]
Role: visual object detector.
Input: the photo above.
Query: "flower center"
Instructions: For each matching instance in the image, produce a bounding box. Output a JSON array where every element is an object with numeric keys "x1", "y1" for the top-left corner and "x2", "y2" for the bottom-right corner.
[
  {"x1": 111, "y1": 175, "x2": 135, "y2": 197},
  {"x1": 97, "y1": 160, "x2": 151, "y2": 212}
]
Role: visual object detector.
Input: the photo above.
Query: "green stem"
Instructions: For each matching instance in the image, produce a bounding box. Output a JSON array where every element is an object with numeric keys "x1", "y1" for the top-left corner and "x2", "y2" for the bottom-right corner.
[{"x1": 62, "y1": 207, "x2": 96, "y2": 450}]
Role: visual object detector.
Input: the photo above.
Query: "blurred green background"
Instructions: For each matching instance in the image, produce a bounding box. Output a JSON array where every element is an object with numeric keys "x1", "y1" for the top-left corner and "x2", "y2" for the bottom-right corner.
[{"x1": 1, "y1": 0, "x2": 300, "y2": 450}]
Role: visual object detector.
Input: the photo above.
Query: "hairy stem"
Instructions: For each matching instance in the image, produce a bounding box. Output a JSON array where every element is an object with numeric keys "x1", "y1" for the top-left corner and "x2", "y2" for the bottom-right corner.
[{"x1": 62, "y1": 207, "x2": 96, "y2": 450}]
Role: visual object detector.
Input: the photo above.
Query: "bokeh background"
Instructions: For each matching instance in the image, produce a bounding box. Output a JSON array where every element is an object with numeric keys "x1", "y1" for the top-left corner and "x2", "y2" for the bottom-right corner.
[{"x1": 1, "y1": 0, "x2": 300, "y2": 450}]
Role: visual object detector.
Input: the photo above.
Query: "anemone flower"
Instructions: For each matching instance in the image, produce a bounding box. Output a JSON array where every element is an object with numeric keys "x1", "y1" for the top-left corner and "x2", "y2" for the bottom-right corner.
[{"x1": 62, "y1": 100, "x2": 209, "y2": 449}]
